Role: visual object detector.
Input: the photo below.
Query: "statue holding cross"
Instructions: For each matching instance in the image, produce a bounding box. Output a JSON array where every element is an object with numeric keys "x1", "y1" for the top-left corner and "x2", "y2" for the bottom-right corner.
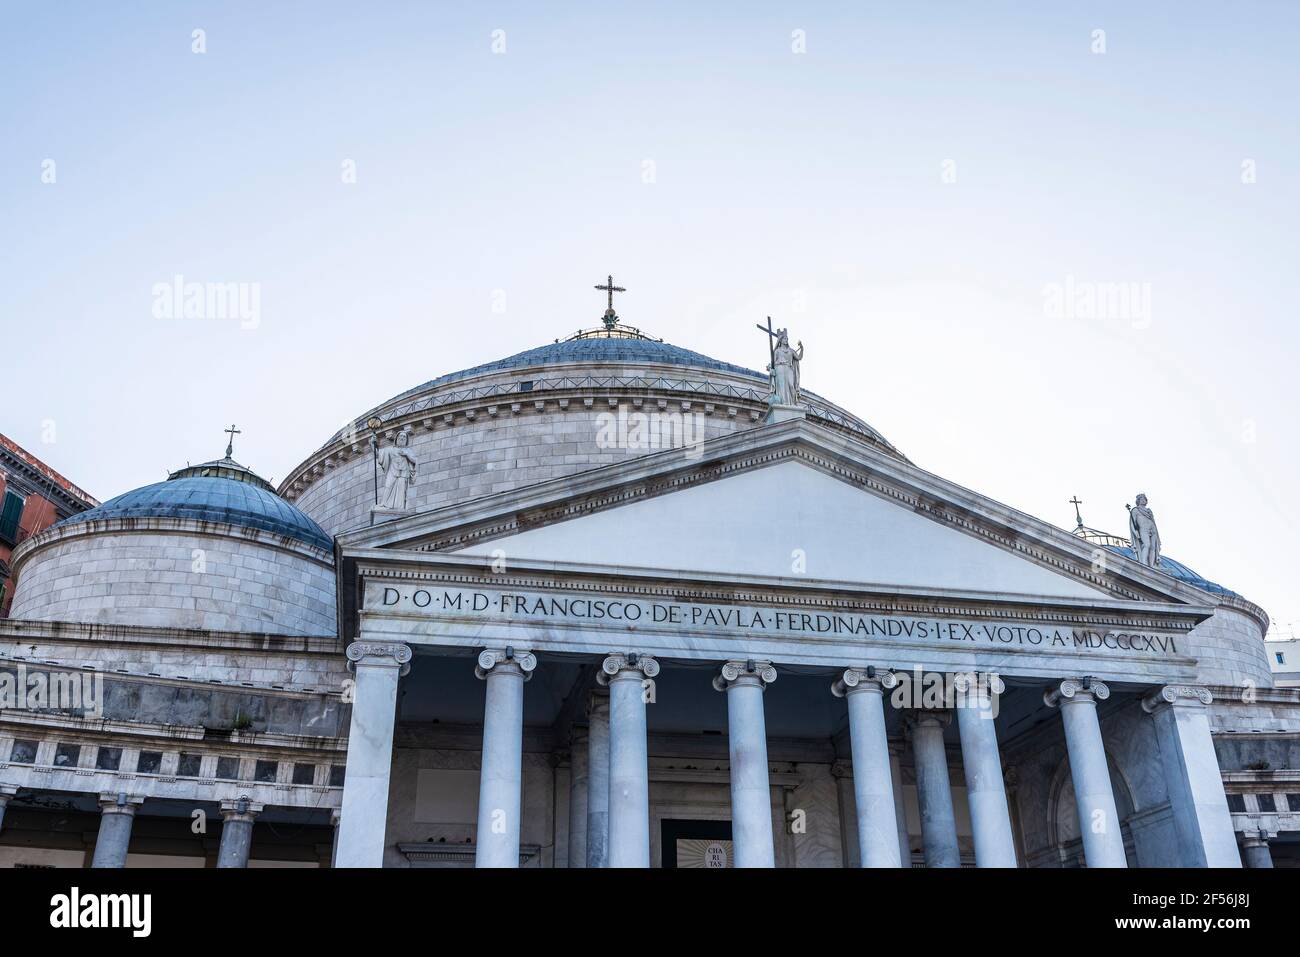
[{"x1": 755, "y1": 317, "x2": 803, "y2": 407}]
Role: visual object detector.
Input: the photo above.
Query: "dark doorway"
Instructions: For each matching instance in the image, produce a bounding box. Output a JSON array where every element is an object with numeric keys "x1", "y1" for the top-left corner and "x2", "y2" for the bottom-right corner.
[{"x1": 661, "y1": 819, "x2": 733, "y2": 868}]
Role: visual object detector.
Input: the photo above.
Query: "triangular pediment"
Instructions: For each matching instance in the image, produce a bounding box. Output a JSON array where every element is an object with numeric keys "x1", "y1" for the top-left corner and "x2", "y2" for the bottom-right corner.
[{"x1": 339, "y1": 417, "x2": 1210, "y2": 608}]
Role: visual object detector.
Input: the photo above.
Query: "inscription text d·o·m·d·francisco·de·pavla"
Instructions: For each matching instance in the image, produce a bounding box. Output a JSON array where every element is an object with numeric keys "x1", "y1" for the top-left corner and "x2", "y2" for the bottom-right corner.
[{"x1": 373, "y1": 586, "x2": 1181, "y2": 657}]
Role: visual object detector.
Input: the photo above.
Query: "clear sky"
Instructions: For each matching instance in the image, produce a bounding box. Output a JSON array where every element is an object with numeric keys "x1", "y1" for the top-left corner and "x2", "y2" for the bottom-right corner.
[{"x1": 3, "y1": 3, "x2": 1297, "y2": 636}]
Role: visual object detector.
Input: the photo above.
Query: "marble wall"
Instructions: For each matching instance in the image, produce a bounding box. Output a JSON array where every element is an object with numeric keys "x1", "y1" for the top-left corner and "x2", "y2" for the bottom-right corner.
[{"x1": 10, "y1": 528, "x2": 336, "y2": 636}]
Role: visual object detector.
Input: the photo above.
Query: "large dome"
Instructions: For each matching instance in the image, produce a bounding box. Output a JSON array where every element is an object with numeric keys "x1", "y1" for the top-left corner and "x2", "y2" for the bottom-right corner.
[{"x1": 281, "y1": 325, "x2": 903, "y2": 536}]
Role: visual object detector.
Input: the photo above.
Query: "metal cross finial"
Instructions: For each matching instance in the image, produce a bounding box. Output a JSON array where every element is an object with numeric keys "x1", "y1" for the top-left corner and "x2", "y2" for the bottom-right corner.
[
  {"x1": 224, "y1": 424, "x2": 241, "y2": 459},
  {"x1": 594, "y1": 274, "x2": 626, "y2": 329},
  {"x1": 755, "y1": 315, "x2": 779, "y2": 366},
  {"x1": 1069, "y1": 495, "x2": 1084, "y2": 528}
]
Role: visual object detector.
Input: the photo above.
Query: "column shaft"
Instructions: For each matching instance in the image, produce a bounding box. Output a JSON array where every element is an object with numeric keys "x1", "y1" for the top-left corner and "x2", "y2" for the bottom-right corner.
[
  {"x1": 725, "y1": 677, "x2": 776, "y2": 868},
  {"x1": 1143, "y1": 687, "x2": 1241, "y2": 867},
  {"x1": 955, "y1": 678, "x2": 1017, "y2": 867},
  {"x1": 607, "y1": 670, "x2": 650, "y2": 867},
  {"x1": 335, "y1": 642, "x2": 411, "y2": 868},
  {"x1": 586, "y1": 693, "x2": 610, "y2": 867},
  {"x1": 889, "y1": 747, "x2": 911, "y2": 865},
  {"x1": 911, "y1": 714, "x2": 961, "y2": 868},
  {"x1": 475, "y1": 653, "x2": 531, "y2": 868},
  {"x1": 1052, "y1": 683, "x2": 1127, "y2": 868},
  {"x1": 91, "y1": 797, "x2": 139, "y2": 869},
  {"x1": 842, "y1": 680, "x2": 901, "y2": 867},
  {"x1": 1242, "y1": 837, "x2": 1274, "y2": 869},
  {"x1": 567, "y1": 728, "x2": 589, "y2": 868},
  {"x1": 216, "y1": 811, "x2": 257, "y2": 868}
]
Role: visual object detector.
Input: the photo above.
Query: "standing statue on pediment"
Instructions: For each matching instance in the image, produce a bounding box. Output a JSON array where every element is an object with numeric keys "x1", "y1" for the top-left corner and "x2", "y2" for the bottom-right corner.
[
  {"x1": 373, "y1": 430, "x2": 417, "y2": 510},
  {"x1": 768, "y1": 328, "x2": 804, "y2": 406},
  {"x1": 1127, "y1": 493, "x2": 1161, "y2": 568}
]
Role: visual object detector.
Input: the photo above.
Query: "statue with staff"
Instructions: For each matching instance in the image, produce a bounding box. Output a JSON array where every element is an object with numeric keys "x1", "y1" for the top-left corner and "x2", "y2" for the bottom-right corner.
[{"x1": 755, "y1": 316, "x2": 804, "y2": 407}]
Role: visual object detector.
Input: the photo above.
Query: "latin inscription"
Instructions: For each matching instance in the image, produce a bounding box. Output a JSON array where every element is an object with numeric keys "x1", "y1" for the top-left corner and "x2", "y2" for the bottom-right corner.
[{"x1": 369, "y1": 584, "x2": 1181, "y2": 657}]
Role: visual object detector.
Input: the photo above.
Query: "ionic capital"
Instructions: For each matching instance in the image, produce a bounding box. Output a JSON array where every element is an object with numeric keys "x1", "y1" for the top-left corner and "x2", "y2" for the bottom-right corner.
[
  {"x1": 475, "y1": 647, "x2": 537, "y2": 681},
  {"x1": 97, "y1": 793, "x2": 145, "y2": 816},
  {"x1": 902, "y1": 710, "x2": 951, "y2": 736},
  {"x1": 831, "y1": 666, "x2": 898, "y2": 698},
  {"x1": 346, "y1": 641, "x2": 413, "y2": 676},
  {"x1": 220, "y1": 797, "x2": 264, "y2": 822},
  {"x1": 597, "y1": 653, "x2": 659, "y2": 684},
  {"x1": 1141, "y1": 684, "x2": 1212, "y2": 714},
  {"x1": 1043, "y1": 677, "x2": 1109, "y2": 708},
  {"x1": 712, "y1": 659, "x2": 777, "y2": 692}
]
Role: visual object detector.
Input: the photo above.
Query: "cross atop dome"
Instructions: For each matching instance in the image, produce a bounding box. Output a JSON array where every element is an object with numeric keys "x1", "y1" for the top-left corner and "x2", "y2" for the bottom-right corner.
[
  {"x1": 224, "y1": 423, "x2": 241, "y2": 460},
  {"x1": 566, "y1": 273, "x2": 660, "y2": 342},
  {"x1": 594, "y1": 274, "x2": 626, "y2": 330}
]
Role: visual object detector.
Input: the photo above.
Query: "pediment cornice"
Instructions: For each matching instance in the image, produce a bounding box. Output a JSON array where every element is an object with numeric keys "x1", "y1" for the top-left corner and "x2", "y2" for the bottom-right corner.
[{"x1": 338, "y1": 418, "x2": 1213, "y2": 609}]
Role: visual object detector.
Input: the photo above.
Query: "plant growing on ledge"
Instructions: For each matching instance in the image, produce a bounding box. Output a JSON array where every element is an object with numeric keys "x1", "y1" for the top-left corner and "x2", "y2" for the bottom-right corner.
[{"x1": 231, "y1": 710, "x2": 254, "y2": 731}]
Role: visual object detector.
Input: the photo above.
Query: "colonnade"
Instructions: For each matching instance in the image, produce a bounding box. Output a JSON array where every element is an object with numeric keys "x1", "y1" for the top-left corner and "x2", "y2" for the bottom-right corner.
[{"x1": 331, "y1": 642, "x2": 1240, "y2": 869}]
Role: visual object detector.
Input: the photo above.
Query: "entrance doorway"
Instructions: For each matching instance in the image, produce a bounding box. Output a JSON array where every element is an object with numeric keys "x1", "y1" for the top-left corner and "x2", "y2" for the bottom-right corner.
[{"x1": 661, "y1": 819, "x2": 733, "y2": 868}]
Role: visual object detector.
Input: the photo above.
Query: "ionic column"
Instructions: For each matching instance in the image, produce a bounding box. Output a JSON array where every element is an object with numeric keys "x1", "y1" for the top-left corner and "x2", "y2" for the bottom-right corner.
[
  {"x1": 715, "y1": 660, "x2": 777, "y2": 868},
  {"x1": 329, "y1": 809, "x2": 341, "y2": 868},
  {"x1": 91, "y1": 793, "x2": 144, "y2": 868},
  {"x1": 1241, "y1": 829, "x2": 1274, "y2": 869},
  {"x1": 1045, "y1": 678, "x2": 1126, "y2": 868},
  {"x1": 831, "y1": 668, "x2": 901, "y2": 868},
  {"x1": 216, "y1": 798, "x2": 262, "y2": 868},
  {"x1": 585, "y1": 690, "x2": 610, "y2": 868},
  {"x1": 474, "y1": 648, "x2": 536, "y2": 868},
  {"x1": 1142, "y1": 685, "x2": 1241, "y2": 867},
  {"x1": 906, "y1": 711, "x2": 961, "y2": 868},
  {"x1": 567, "y1": 726, "x2": 589, "y2": 868},
  {"x1": 335, "y1": 641, "x2": 412, "y2": 868},
  {"x1": 888, "y1": 743, "x2": 912, "y2": 865},
  {"x1": 600, "y1": 654, "x2": 658, "y2": 868},
  {"x1": 0, "y1": 786, "x2": 16, "y2": 834},
  {"x1": 954, "y1": 672, "x2": 1017, "y2": 868}
]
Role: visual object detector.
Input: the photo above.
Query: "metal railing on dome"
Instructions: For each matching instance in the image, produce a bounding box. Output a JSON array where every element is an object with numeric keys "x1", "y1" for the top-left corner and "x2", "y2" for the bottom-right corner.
[{"x1": 361, "y1": 373, "x2": 890, "y2": 446}]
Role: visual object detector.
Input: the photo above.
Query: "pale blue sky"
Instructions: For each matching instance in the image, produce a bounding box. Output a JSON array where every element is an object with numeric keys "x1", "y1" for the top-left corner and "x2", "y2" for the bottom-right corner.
[{"x1": 3, "y1": 3, "x2": 1297, "y2": 634}]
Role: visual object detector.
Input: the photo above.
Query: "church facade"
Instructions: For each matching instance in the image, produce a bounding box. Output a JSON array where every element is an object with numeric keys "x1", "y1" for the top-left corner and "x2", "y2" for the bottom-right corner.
[{"x1": 1, "y1": 304, "x2": 1295, "y2": 868}]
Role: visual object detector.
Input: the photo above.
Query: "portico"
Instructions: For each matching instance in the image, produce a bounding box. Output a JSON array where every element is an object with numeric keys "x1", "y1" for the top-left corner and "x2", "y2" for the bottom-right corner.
[{"x1": 328, "y1": 419, "x2": 1243, "y2": 868}]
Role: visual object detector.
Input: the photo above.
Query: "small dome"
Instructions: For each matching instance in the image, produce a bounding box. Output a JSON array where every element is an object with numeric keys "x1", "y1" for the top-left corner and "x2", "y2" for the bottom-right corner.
[{"x1": 56, "y1": 474, "x2": 332, "y2": 551}]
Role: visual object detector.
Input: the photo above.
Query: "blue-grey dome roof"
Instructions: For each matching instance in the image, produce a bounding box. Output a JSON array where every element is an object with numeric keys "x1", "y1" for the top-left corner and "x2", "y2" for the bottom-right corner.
[
  {"x1": 383, "y1": 334, "x2": 768, "y2": 409},
  {"x1": 1104, "y1": 545, "x2": 1239, "y2": 599},
  {"x1": 55, "y1": 475, "x2": 332, "y2": 551}
]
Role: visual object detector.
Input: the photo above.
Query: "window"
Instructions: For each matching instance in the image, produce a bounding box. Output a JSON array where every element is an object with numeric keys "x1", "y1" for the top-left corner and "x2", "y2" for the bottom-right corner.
[
  {"x1": 136, "y1": 751, "x2": 163, "y2": 774},
  {"x1": 177, "y1": 753, "x2": 202, "y2": 777},
  {"x1": 215, "y1": 757, "x2": 239, "y2": 780},
  {"x1": 9, "y1": 740, "x2": 38, "y2": 764},
  {"x1": 1226, "y1": 793, "x2": 1246, "y2": 812},
  {"x1": 1257, "y1": 793, "x2": 1277, "y2": 813},
  {"x1": 1276, "y1": 652, "x2": 1287, "y2": 665},
  {"x1": 291, "y1": 763, "x2": 315, "y2": 785},
  {"x1": 254, "y1": 760, "x2": 278, "y2": 783},
  {"x1": 1287, "y1": 794, "x2": 1300, "y2": 812},
  {"x1": 95, "y1": 747, "x2": 121, "y2": 771},
  {"x1": 53, "y1": 743, "x2": 80, "y2": 767},
  {"x1": 0, "y1": 490, "x2": 25, "y2": 545},
  {"x1": 329, "y1": 765, "x2": 346, "y2": 787}
]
